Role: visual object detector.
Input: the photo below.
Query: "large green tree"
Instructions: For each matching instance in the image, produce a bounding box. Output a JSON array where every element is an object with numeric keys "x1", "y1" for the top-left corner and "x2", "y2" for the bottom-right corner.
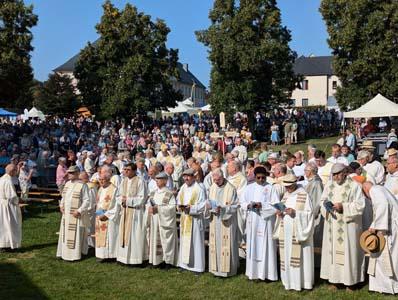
[
  {"x1": 74, "y1": 1, "x2": 182, "y2": 118},
  {"x1": 321, "y1": 0, "x2": 398, "y2": 109},
  {"x1": 0, "y1": 0, "x2": 37, "y2": 109},
  {"x1": 196, "y1": 0, "x2": 298, "y2": 117},
  {"x1": 32, "y1": 73, "x2": 77, "y2": 115}
]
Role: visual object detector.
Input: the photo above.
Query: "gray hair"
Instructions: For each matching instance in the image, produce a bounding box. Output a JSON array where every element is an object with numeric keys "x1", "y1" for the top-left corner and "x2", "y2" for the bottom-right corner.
[
  {"x1": 306, "y1": 162, "x2": 318, "y2": 174},
  {"x1": 100, "y1": 165, "x2": 113, "y2": 179},
  {"x1": 212, "y1": 168, "x2": 224, "y2": 178}
]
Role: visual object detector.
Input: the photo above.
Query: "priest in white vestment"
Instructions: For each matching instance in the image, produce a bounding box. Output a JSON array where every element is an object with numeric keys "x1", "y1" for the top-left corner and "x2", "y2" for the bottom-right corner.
[
  {"x1": 57, "y1": 166, "x2": 91, "y2": 261},
  {"x1": 320, "y1": 163, "x2": 365, "y2": 289},
  {"x1": 273, "y1": 174, "x2": 314, "y2": 291},
  {"x1": 177, "y1": 168, "x2": 207, "y2": 274},
  {"x1": 0, "y1": 164, "x2": 22, "y2": 250},
  {"x1": 114, "y1": 163, "x2": 148, "y2": 265},
  {"x1": 241, "y1": 166, "x2": 278, "y2": 281},
  {"x1": 95, "y1": 165, "x2": 119, "y2": 260},
  {"x1": 207, "y1": 168, "x2": 239, "y2": 277},
  {"x1": 147, "y1": 172, "x2": 178, "y2": 268},
  {"x1": 363, "y1": 182, "x2": 398, "y2": 294},
  {"x1": 384, "y1": 155, "x2": 398, "y2": 199}
]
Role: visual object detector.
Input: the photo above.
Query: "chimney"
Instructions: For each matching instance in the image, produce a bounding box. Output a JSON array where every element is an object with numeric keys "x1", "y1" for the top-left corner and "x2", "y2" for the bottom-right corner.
[{"x1": 183, "y1": 63, "x2": 188, "y2": 72}]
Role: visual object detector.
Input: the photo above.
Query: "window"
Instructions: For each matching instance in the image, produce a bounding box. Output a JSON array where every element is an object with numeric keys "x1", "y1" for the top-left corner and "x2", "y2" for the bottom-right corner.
[
  {"x1": 302, "y1": 80, "x2": 309, "y2": 90},
  {"x1": 291, "y1": 99, "x2": 296, "y2": 106},
  {"x1": 332, "y1": 81, "x2": 337, "y2": 89},
  {"x1": 302, "y1": 98, "x2": 309, "y2": 107}
]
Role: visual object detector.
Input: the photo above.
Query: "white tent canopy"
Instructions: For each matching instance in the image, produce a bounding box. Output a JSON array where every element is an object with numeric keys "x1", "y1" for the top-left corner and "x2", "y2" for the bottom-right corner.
[
  {"x1": 182, "y1": 98, "x2": 194, "y2": 107},
  {"x1": 162, "y1": 101, "x2": 197, "y2": 116},
  {"x1": 344, "y1": 94, "x2": 398, "y2": 118},
  {"x1": 27, "y1": 107, "x2": 45, "y2": 120},
  {"x1": 201, "y1": 104, "x2": 211, "y2": 112}
]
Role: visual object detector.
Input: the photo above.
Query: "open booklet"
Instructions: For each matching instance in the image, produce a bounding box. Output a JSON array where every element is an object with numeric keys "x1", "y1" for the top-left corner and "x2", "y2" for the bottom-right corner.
[{"x1": 272, "y1": 202, "x2": 286, "y2": 212}]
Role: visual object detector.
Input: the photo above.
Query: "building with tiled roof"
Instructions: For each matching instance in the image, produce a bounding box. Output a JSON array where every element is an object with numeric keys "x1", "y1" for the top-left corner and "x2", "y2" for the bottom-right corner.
[
  {"x1": 54, "y1": 44, "x2": 207, "y2": 107},
  {"x1": 291, "y1": 55, "x2": 340, "y2": 107}
]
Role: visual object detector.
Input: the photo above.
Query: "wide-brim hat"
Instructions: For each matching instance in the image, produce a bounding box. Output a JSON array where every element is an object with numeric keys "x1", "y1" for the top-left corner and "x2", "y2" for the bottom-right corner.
[
  {"x1": 360, "y1": 140, "x2": 376, "y2": 149},
  {"x1": 182, "y1": 168, "x2": 195, "y2": 176},
  {"x1": 360, "y1": 230, "x2": 386, "y2": 254},
  {"x1": 280, "y1": 174, "x2": 297, "y2": 186},
  {"x1": 387, "y1": 148, "x2": 398, "y2": 157},
  {"x1": 67, "y1": 165, "x2": 80, "y2": 173},
  {"x1": 155, "y1": 172, "x2": 168, "y2": 179}
]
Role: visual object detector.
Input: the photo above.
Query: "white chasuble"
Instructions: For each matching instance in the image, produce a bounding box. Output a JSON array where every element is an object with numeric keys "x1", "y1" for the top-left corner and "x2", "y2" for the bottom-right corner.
[
  {"x1": 177, "y1": 182, "x2": 206, "y2": 272},
  {"x1": 147, "y1": 187, "x2": 178, "y2": 266},
  {"x1": 208, "y1": 181, "x2": 239, "y2": 277},
  {"x1": 273, "y1": 187, "x2": 314, "y2": 291},
  {"x1": 95, "y1": 183, "x2": 118, "y2": 259},
  {"x1": 320, "y1": 177, "x2": 365, "y2": 286},
  {"x1": 116, "y1": 176, "x2": 148, "y2": 265},
  {"x1": 56, "y1": 180, "x2": 91, "y2": 261}
]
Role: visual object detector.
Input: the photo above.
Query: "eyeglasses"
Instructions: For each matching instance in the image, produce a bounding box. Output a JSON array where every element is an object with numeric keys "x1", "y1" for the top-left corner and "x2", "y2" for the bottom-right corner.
[{"x1": 256, "y1": 176, "x2": 266, "y2": 179}]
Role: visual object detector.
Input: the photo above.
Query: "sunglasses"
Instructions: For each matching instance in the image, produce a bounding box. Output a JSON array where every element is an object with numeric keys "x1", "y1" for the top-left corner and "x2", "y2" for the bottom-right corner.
[{"x1": 256, "y1": 176, "x2": 266, "y2": 179}]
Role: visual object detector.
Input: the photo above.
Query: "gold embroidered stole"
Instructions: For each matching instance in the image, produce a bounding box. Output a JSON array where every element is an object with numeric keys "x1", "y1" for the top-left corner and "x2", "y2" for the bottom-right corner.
[
  {"x1": 119, "y1": 176, "x2": 140, "y2": 248},
  {"x1": 209, "y1": 182, "x2": 235, "y2": 273},
  {"x1": 326, "y1": 178, "x2": 351, "y2": 265},
  {"x1": 63, "y1": 182, "x2": 83, "y2": 249},
  {"x1": 95, "y1": 184, "x2": 116, "y2": 248},
  {"x1": 278, "y1": 191, "x2": 307, "y2": 270},
  {"x1": 179, "y1": 185, "x2": 198, "y2": 264}
]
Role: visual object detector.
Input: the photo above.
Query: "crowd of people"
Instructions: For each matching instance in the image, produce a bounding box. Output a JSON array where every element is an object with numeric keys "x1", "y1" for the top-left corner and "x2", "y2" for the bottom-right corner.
[{"x1": 1, "y1": 113, "x2": 398, "y2": 295}]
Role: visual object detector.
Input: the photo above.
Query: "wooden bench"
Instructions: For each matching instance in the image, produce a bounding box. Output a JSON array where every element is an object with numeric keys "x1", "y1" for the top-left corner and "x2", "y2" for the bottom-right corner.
[{"x1": 26, "y1": 198, "x2": 57, "y2": 213}]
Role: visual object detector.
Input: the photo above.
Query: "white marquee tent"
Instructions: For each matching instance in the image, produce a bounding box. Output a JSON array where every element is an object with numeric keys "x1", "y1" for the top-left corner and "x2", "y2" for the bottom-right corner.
[
  {"x1": 27, "y1": 107, "x2": 45, "y2": 120},
  {"x1": 344, "y1": 93, "x2": 398, "y2": 118},
  {"x1": 161, "y1": 101, "x2": 197, "y2": 116}
]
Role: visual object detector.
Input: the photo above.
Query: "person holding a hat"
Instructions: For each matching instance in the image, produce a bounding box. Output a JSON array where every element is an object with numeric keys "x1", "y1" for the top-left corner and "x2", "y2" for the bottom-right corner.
[
  {"x1": 384, "y1": 155, "x2": 398, "y2": 199},
  {"x1": 241, "y1": 166, "x2": 278, "y2": 282},
  {"x1": 115, "y1": 163, "x2": 148, "y2": 266},
  {"x1": 319, "y1": 163, "x2": 366, "y2": 290},
  {"x1": 56, "y1": 165, "x2": 91, "y2": 261},
  {"x1": 0, "y1": 164, "x2": 22, "y2": 252},
  {"x1": 207, "y1": 168, "x2": 239, "y2": 278},
  {"x1": 146, "y1": 172, "x2": 178, "y2": 269},
  {"x1": 273, "y1": 174, "x2": 314, "y2": 291},
  {"x1": 177, "y1": 168, "x2": 207, "y2": 274},
  {"x1": 362, "y1": 182, "x2": 398, "y2": 294}
]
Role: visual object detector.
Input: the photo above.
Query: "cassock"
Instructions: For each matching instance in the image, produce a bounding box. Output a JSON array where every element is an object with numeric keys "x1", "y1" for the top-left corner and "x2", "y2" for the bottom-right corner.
[
  {"x1": 147, "y1": 187, "x2": 178, "y2": 266},
  {"x1": 57, "y1": 180, "x2": 91, "y2": 261},
  {"x1": 0, "y1": 174, "x2": 22, "y2": 249},
  {"x1": 270, "y1": 181, "x2": 285, "y2": 203},
  {"x1": 384, "y1": 171, "x2": 398, "y2": 199},
  {"x1": 320, "y1": 177, "x2": 365, "y2": 286},
  {"x1": 207, "y1": 181, "x2": 239, "y2": 277},
  {"x1": 115, "y1": 176, "x2": 148, "y2": 264},
  {"x1": 273, "y1": 187, "x2": 314, "y2": 291},
  {"x1": 367, "y1": 185, "x2": 398, "y2": 294},
  {"x1": 228, "y1": 172, "x2": 247, "y2": 245},
  {"x1": 95, "y1": 183, "x2": 118, "y2": 259},
  {"x1": 177, "y1": 182, "x2": 206, "y2": 272},
  {"x1": 305, "y1": 175, "x2": 323, "y2": 267},
  {"x1": 241, "y1": 182, "x2": 278, "y2": 281},
  {"x1": 170, "y1": 155, "x2": 184, "y2": 189}
]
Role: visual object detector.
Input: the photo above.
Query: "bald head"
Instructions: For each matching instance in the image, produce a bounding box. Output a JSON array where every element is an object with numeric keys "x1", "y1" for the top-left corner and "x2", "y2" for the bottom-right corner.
[
  {"x1": 5, "y1": 164, "x2": 16, "y2": 176},
  {"x1": 79, "y1": 171, "x2": 89, "y2": 183}
]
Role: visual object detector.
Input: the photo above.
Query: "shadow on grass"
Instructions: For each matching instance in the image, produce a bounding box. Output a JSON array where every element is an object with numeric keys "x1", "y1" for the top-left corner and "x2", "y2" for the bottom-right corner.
[
  {"x1": 19, "y1": 242, "x2": 58, "y2": 253},
  {"x1": 0, "y1": 263, "x2": 49, "y2": 299}
]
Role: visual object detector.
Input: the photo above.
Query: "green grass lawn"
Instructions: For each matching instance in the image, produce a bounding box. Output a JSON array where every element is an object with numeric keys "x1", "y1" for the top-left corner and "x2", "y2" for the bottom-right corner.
[{"x1": 0, "y1": 203, "x2": 394, "y2": 300}]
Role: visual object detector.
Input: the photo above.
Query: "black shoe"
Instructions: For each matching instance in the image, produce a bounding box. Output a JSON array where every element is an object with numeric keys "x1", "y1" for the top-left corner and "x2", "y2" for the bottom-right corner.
[
  {"x1": 164, "y1": 264, "x2": 173, "y2": 271},
  {"x1": 96, "y1": 258, "x2": 104, "y2": 263}
]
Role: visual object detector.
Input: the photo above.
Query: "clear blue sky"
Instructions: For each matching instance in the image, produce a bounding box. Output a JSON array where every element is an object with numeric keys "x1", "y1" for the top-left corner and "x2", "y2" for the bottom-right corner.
[{"x1": 25, "y1": 0, "x2": 331, "y2": 88}]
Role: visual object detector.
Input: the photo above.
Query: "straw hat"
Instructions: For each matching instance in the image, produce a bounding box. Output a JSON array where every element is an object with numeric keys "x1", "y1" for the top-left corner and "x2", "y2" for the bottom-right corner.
[
  {"x1": 359, "y1": 230, "x2": 386, "y2": 254},
  {"x1": 360, "y1": 140, "x2": 376, "y2": 149},
  {"x1": 279, "y1": 174, "x2": 297, "y2": 187}
]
